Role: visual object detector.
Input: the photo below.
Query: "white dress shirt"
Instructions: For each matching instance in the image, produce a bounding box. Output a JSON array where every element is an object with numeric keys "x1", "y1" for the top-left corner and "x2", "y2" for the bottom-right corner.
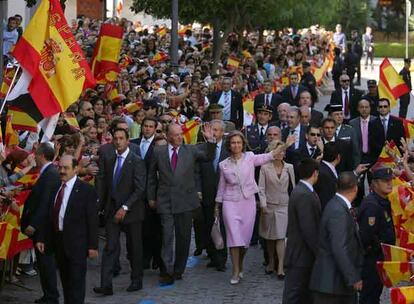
[
  {"x1": 56, "y1": 175, "x2": 77, "y2": 231},
  {"x1": 168, "y1": 144, "x2": 181, "y2": 161},
  {"x1": 113, "y1": 147, "x2": 130, "y2": 177},
  {"x1": 140, "y1": 135, "x2": 154, "y2": 159},
  {"x1": 300, "y1": 179, "x2": 314, "y2": 192},
  {"x1": 289, "y1": 124, "x2": 301, "y2": 149},
  {"x1": 322, "y1": 160, "x2": 338, "y2": 179},
  {"x1": 336, "y1": 193, "x2": 352, "y2": 209}
]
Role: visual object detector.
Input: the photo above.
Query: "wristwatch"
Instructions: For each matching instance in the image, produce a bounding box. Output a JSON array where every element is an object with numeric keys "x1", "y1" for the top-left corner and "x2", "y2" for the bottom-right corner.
[{"x1": 122, "y1": 205, "x2": 129, "y2": 211}]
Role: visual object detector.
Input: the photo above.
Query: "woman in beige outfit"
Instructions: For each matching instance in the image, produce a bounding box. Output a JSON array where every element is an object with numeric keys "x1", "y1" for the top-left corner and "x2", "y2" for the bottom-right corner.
[{"x1": 258, "y1": 140, "x2": 295, "y2": 278}]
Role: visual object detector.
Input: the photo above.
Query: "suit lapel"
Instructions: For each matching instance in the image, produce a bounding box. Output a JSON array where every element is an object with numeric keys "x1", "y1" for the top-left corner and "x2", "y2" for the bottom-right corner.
[
  {"x1": 63, "y1": 178, "x2": 81, "y2": 225},
  {"x1": 175, "y1": 145, "x2": 185, "y2": 175},
  {"x1": 118, "y1": 152, "x2": 133, "y2": 183},
  {"x1": 109, "y1": 154, "x2": 116, "y2": 189},
  {"x1": 163, "y1": 145, "x2": 173, "y2": 174}
]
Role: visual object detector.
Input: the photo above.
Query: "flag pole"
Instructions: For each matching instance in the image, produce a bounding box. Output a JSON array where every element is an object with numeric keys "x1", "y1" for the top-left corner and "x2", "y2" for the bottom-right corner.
[{"x1": 0, "y1": 65, "x2": 21, "y2": 115}]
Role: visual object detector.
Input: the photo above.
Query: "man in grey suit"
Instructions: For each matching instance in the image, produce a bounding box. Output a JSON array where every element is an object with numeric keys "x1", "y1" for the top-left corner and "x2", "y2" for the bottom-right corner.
[
  {"x1": 147, "y1": 123, "x2": 216, "y2": 285},
  {"x1": 94, "y1": 128, "x2": 146, "y2": 295},
  {"x1": 310, "y1": 172, "x2": 364, "y2": 303},
  {"x1": 283, "y1": 158, "x2": 321, "y2": 304}
]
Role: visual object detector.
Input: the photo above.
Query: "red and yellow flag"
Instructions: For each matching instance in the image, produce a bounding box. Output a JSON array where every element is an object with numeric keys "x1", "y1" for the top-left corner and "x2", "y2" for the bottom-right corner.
[
  {"x1": 379, "y1": 58, "x2": 410, "y2": 108},
  {"x1": 397, "y1": 227, "x2": 414, "y2": 251},
  {"x1": 399, "y1": 116, "x2": 414, "y2": 139},
  {"x1": 124, "y1": 101, "x2": 143, "y2": 114},
  {"x1": 382, "y1": 243, "x2": 414, "y2": 262},
  {"x1": 391, "y1": 286, "x2": 414, "y2": 304},
  {"x1": 227, "y1": 56, "x2": 241, "y2": 70},
  {"x1": 62, "y1": 112, "x2": 80, "y2": 131},
  {"x1": 5, "y1": 115, "x2": 19, "y2": 147},
  {"x1": 151, "y1": 52, "x2": 169, "y2": 65},
  {"x1": 11, "y1": 0, "x2": 95, "y2": 118},
  {"x1": 91, "y1": 23, "x2": 123, "y2": 84},
  {"x1": 376, "y1": 261, "x2": 414, "y2": 287},
  {"x1": 243, "y1": 90, "x2": 260, "y2": 115},
  {"x1": 182, "y1": 119, "x2": 201, "y2": 144},
  {"x1": 8, "y1": 106, "x2": 38, "y2": 132},
  {"x1": 0, "y1": 66, "x2": 16, "y2": 99},
  {"x1": 156, "y1": 26, "x2": 167, "y2": 38}
]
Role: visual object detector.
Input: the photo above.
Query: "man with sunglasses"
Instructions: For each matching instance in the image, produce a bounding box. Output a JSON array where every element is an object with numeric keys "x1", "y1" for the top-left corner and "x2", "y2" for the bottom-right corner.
[
  {"x1": 299, "y1": 126, "x2": 323, "y2": 161},
  {"x1": 369, "y1": 98, "x2": 405, "y2": 160},
  {"x1": 329, "y1": 74, "x2": 362, "y2": 122}
]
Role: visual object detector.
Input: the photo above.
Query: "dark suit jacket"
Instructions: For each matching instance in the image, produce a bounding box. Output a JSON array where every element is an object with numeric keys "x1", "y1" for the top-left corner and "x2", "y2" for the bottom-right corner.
[
  {"x1": 285, "y1": 182, "x2": 321, "y2": 268},
  {"x1": 281, "y1": 84, "x2": 308, "y2": 106},
  {"x1": 210, "y1": 90, "x2": 244, "y2": 129},
  {"x1": 39, "y1": 178, "x2": 99, "y2": 261},
  {"x1": 369, "y1": 115, "x2": 405, "y2": 160},
  {"x1": 98, "y1": 150, "x2": 146, "y2": 223},
  {"x1": 310, "y1": 109, "x2": 324, "y2": 127},
  {"x1": 330, "y1": 88, "x2": 363, "y2": 119},
  {"x1": 309, "y1": 195, "x2": 363, "y2": 295},
  {"x1": 349, "y1": 115, "x2": 377, "y2": 163},
  {"x1": 199, "y1": 143, "x2": 230, "y2": 206},
  {"x1": 314, "y1": 161, "x2": 338, "y2": 210},
  {"x1": 281, "y1": 124, "x2": 307, "y2": 164},
  {"x1": 147, "y1": 143, "x2": 215, "y2": 214},
  {"x1": 21, "y1": 163, "x2": 61, "y2": 242},
  {"x1": 336, "y1": 124, "x2": 360, "y2": 171},
  {"x1": 253, "y1": 92, "x2": 282, "y2": 121}
]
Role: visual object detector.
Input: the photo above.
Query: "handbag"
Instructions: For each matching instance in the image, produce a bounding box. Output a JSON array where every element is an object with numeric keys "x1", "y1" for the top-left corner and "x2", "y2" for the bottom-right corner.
[{"x1": 211, "y1": 216, "x2": 224, "y2": 250}]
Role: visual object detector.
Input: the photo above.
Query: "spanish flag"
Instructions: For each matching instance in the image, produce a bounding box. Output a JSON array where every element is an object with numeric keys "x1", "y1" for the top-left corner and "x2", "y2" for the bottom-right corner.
[
  {"x1": 8, "y1": 106, "x2": 38, "y2": 132},
  {"x1": 381, "y1": 243, "x2": 414, "y2": 262},
  {"x1": 62, "y1": 112, "x2": 80, "y2": 131},
  {"x1": 397, "y1": 227, "x2": 414, "y2": 251},
  {"x1": 90, "y1": 23, "x2": 123, "y2": 84},
  {"x1": 376, "y1": 261, "x2": 414, "y2": 287},
  {"x1": 399, "y1": 116, "x2": 414, "y2": 139},
  {"x1": 5, "y1": 115, "x2": 19, "y2": 147},
  {"x1": 156, "y1": 26, "x2": 167, "y2": 38},
  {"x1": 182, "y1": 119, "x2": 201, "y2": 145},
  {"x1": 151, "y1": 52, "x2": 169, "y2": 65},
  {"x1": 124, "y1": 101, "x2": 143, "y2": 114},
  {"x1": 178, "y1": 25, "x2": 191, "y2": 37},
  {"x1": 227, "y1": 56, "x2": 241, "y2": 70},
  {"x1": 11, "y1": 0, "x2": 95, "y2": 118},
  {"x1": 0, "y1": 66, "x2": 16, "y2": 99},
  {"x1": 391, "y1": 286, "x2": 414, "y2": 303},
  {"x1": 379, "y1": 58, "x2": 410, "y2": 108}
]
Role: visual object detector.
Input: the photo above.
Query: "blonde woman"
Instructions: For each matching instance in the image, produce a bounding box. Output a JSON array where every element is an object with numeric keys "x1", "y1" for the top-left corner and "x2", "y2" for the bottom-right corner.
[{"x1": 258, "y1": 140, "x2": 295, "y2": 279}]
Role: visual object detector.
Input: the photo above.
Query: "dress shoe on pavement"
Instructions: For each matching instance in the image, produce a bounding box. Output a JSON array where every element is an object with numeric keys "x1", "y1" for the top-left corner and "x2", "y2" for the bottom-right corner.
[
  {"x1": 193, "y1": 249, "x2": 203, "y2": 256},
  {"x1": 173, "y1": 272, "x2": 183, "y2": 280},
  {"x1": 34, "y1": 297, "x2": 46, "y2": 303},
  {"x1": 159, "y1": 274, "x2": 174, "y2": 286},
  {"x1": 126, "y1": 281, "x2": 143, "y2": 292},
  {"x1": 93, "y1": 287, "x2": 113, "y2": 296}
]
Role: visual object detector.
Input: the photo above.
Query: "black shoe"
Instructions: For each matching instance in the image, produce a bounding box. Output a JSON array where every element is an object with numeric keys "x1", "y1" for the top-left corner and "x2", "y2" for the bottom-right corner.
[
  {"x1": 152, "y1": 261, "x2": 159, "y2": 270},
  {"x1": 277, "y1": 274, "x2": 285, "y2": 280},
  {"x1": 265, "y1": 270, "x2": 274, "y2": 275},
  {"x1": 34, "y1": 297, "x2": 46, "y2": 303},
  {"x1": 172, "y1": 272, "x2": 183, "y2": 280},
  {"x1": 159, "y1": 274, "x2": 174, "y2": 286},
  {"x1": 207, "y1": 261, "x2": 217, "y2": 268},
  {"x1": 193, "y1": 249, "x2": 203, "y2": 256},
  {"x1": 216, "y1": 265, "x2": 226, "y2": 272},
  {"x1": 93, "y1": 287, "x2": 113, "y2": 296},
  {"x1": 126, "y1": 281, "x2": 143, "y2": 292}
]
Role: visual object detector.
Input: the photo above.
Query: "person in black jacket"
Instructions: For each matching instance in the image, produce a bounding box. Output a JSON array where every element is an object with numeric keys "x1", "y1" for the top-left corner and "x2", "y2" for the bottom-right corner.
[
  {"x1": 21, "y1": 143, "x2": 60, "y2": 304},
  {"x1": 399, "y1": 58, "x2": 412, "y2": 118},
  {"x1": 351, "y1": 30, "x2": 363, "y2": 86},
  {"x1": 301, "y1": 62, "x2": 318, "y2": 104}
]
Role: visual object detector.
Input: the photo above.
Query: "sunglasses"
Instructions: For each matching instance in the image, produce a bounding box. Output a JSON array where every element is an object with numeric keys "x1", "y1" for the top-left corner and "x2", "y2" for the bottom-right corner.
[
  {"x1": 341, "y1": 80, "x2": 350, "y2": 83},
  {"x1": 160, "y1": 120, "x2": 172, "y2": 124},
  {"x1": 309, "y1": 133, "x2": 321, "y2": 137},
  {"x1": 378, "y1": 105, "x2": 389, "y2": 108},
  {"x1": 155, "y1": 130, "x2": 163, "y2": 133}
]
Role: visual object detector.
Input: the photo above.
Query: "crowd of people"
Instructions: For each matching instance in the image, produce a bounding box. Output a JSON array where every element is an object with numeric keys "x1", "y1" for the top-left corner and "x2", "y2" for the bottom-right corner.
[{"x1": 0, "y1": 12, "x2": 412, "y2": 304}]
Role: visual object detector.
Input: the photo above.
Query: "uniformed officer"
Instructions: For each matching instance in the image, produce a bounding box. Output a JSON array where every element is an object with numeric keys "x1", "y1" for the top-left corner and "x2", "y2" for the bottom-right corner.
[
  {"x1": 362, "y1": 79, "x2": 380, "y2": 117},
  {"x1": 244, "y1": 104, "x2": 274, "y2": 154},
  {"x1": 358, "y1": 167, "x2": 396, "y2": 304},
  {"x1": 301, "y1": 61, "x2": 318, "y2": 105},
  {"x1": 399, "y1": 58, "x2": 412, "y2": 118}
]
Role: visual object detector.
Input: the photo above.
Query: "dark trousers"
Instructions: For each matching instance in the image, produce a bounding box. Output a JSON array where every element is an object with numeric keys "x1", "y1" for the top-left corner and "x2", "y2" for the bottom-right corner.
[
  {"x1": 359, "y1": 255, "x2": 383, "y2": 304},
  {"x1": 283, "y1": 266, "x2": 313, "y2": 304},
  {"x1": 35, "y1": 247, "x2": 59, "y2": 304},
  {"x1": 313, "y1": 291, "x2": 356, "y2": 304},
  {"x1": 160, "y1": 210, "x2": 192, "y2": 275},
  {"x1": 193, "y1": 206, "x2": 207, "y2": 251},
  {"x1": 399, "y1": 93, "x2": 410, "y2": 118},
  {"x1": 203, "y1": 204, "x2": 227, "y2": 268},
  {"x1": 365, "y1": 51, "x2": 374, "y2": 67},
  {"x1": 100, "y1": 220, "x2": 143, "y2": 289},
  {"x1": 54, "y1": 233, "x2": 87, "y2": 304},
  {"x1": 143, "y1": 207, "x2": 163, "y2": 270}
]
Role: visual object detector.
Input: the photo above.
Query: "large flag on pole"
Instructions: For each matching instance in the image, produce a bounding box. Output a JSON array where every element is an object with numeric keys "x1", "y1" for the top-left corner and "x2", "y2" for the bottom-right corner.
[
  {"x1": 11, "y1": 0, "x2": 95, "y2": 118},
  {"x1": 90, "y1": 24, "x2": 123, "y2": 84},
  {"x1": 378, "y1": 58, "x2": 410, "y2": 108}
]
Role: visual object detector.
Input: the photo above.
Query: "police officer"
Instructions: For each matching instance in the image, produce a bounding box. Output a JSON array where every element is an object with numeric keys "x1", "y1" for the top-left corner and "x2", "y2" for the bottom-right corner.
[
  {"x1": 301, "y1": 61, "x2": 318, "y2": 105},
  {"x1": 358, "y1": 167, "x2": 396, "y2": 304},
  {"x1": 399, "y1": 58, "x2": 412, "y2": 118},
  {"x1": 362, "y1": 80, "x2": 380, "y2": 117},
  {"x1": 244, "y1": 104, "x2": 274, "y2": 154}
]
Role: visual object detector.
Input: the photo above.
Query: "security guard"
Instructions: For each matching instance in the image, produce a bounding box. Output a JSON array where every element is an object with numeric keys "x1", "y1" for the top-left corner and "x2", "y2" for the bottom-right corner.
[
  {"x1": 301, "y1": 61, "x2": 318, "y2": 104},
  {"x1": 358, "y1": 167, "x2": 396, "y2": 304},
  {"x1": 244, "y1": 104, "x2": 274, "y2": 154}
]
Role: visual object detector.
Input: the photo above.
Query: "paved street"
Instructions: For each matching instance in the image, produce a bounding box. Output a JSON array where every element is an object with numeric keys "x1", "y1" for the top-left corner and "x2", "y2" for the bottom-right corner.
[{"x1": 0, "y1": 58, "x2": 405, "y2": 304}]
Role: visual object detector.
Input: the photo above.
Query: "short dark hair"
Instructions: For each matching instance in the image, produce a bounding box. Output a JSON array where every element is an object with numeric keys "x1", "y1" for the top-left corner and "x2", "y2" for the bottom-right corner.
[
  {"x1": 306, "y1": 125, "x2": 320, "y2": 134},
  {"x1": 113, "y1": 128, "x2": 129, "y2": 139},
  {"x1": 378, "y1": 98, "x2": 390, "y2": 107},
  {"x1": 323, "y1": 142, "x2": 339, "y2": 162},
  {"x1": 36, "y1": 143, "x2": 55, "y2": 161},
  {"x1": 298, "y1": 158, "x2": 319, "y2": 180},
  {"x1": 405, "y1": 58, "x2": 411, "y2": 64},
  {"x1": 142, "y1": 117, "x2": 158, "y2": 127},
  {"x1": 322, "y1": 117, "x2": 336, "y2": 127},
  {"x1": 337, "y1": 172, "x2": 358, "y2": 193}
]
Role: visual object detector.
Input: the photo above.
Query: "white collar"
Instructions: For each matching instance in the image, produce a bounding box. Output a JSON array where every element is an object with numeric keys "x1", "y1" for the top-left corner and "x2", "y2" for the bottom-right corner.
[
  {"x1": 336, "y1": 193, "x2": 352, "y2": 209},
  {"x1": 116, "y1": 147, "x2": 130, "y2": 158},
  {"x1": 322, "y1": 160, "x2": 338, "y2": 178},
  {"x1": 258, "y1": 123, "x2": 268, "y2": 129},
  {"x1": 300, "y1": 180, "x2": 314, "y2": 192},
  {"x1": 62, "y1": 175, "x2": 77, "y2": 190},
  {"x1": 168, "y1": 144, "x2": 180, "y2": 152},
  {"x1": 307, "y1": 142, "x2": 316, "y2": 150},
  {"x1": 361, "y1": 116, "x2": 370, "y2": 123},
  {"x1": 380, "y1": 114, "x2": 390, "y2": 121},
  {"x1": 142, "y1": 134, "x2": 155, "y2": 143},
  {"x1": 216, "y1": 140, "x2": 223, "y2": 148}
]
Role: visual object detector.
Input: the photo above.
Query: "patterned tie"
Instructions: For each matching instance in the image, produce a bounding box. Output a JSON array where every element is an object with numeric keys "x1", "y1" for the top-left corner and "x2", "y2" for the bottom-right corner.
[
  {"x1": 310, "y1": 147, "x2": 316, "y2": 157},
  {"x1": 265, "y1": 94, "x2": 270, "y2": 106},
  {"x1": 112, "y1": 155, "x2": 123, "y2": 191},
  {"x1": 223, "y1": 92, "x2": 231, "y2": 120},
  {"x1": 53, "y1": 183, "x2": 66, "y2": 232},
  {"x1": 349, "y1": 207, "x2": 358, "y2": 223},
  {"x1": 171, "y1": 147, "x2": 178, "y2": 171},
  {"x1": 292, "y1": 86, "x2": 297, "y2": 99},
  {"x1": 382, "y1": 118, "x2": 388, "y2": 135},
  {"x1": 344, "y1": 90, "x2": 349, "y2": 117},
  {"x1": 213, "y1": 145, "x2": 220, "y2": 172},
  {"x1": 361, "y1": 120, "x2": 369, "y2": 153},
  {"x1": 140, "y1": 140, "x2": 148, "y2": 159}
]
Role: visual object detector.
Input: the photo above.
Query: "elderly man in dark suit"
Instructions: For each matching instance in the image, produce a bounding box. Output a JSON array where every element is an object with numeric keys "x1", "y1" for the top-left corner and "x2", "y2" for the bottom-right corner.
[
  {"x1": 330, "y1": 74, "x2": 363, "y2": 121},
  {"x1": 94, "y1": 128, "x2": 146, "y2": 295},
  {"x1": 36, "y1": 155, "x2": 99, "y2": 304},
  {"x1": 199, "y1": 120, "x2": 230, "y2": 271},
  {"x1": 147, "y1": 123, "x2": 215, "y2": 285},
  {"x1": 298, "y1": 90, "x2": 324, "y2": 127},
  {"x1": 310, "y1": 172, "x2": 363, "y2": 304},
  {"x1": 281, "y1": 107, "x2": 307, "y2": 164},
  {"x1": 283, "y1": 158, "x2": 321, "y2": 304},
  {"x1": 254, "y1": 79, "x2": 282, "y2": 121},
  {"x1": 281, "y1": 72, "x2": 307, "y2": 106},
  {"x1": 210, "y1": 77, "x2": 244, "y2": 129},
  {"x1": 21, "y1": 143, "x2": 61, "y2": 304}
]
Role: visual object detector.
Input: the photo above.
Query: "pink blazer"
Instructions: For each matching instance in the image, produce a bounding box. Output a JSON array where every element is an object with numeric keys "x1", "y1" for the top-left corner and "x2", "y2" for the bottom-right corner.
[{"x1": 215, "y1": 152, "x2": 274, "y2": 203}]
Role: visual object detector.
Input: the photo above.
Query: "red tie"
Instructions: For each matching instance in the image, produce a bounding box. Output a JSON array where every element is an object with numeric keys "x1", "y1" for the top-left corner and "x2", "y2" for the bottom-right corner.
[
  {"x1": 344, "y1": 91, "x2": 349, "y2": 116},
  {"x1": 53, "y1": 183, "x2": 66, "y2": 231},
  {"x1": 171, "y1": 147, "x2": 178, "y2": 171}
]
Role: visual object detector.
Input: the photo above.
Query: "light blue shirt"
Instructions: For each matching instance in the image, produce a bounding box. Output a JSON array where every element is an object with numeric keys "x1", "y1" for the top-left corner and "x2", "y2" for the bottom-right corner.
[{"x1": 2, "y1": 28, "x2": 18, "y2": 58}]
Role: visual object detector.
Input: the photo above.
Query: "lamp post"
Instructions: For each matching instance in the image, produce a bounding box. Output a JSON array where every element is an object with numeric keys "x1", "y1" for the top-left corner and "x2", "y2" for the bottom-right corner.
[
  {"x1": 406, "y1": 0, "x2": 412, "y2": 58},
  {"x1": 170, "y1": 0, "x2": 178, "y2": 70}
]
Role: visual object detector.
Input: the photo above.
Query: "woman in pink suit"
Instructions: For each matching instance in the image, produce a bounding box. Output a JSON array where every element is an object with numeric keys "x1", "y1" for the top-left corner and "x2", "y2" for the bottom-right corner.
[{"x1": 215, "y1": 131, "x2": 294, "y2": 284}]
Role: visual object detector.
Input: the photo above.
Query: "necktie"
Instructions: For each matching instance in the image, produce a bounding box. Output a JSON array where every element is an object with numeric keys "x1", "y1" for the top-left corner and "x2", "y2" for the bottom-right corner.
[
  {"x1": 171, "y1": 147, "x2": 178, "y2": 171},
  {"x1": 260, "y1": 127, "x2": 265, "y2": 140},
  {"x1": 310, "y1": 147, "x2": 315, "y2": 157},
  {"x1": 281, "y1": 122, "x2": 287, "y2": 130},
  {"x1": 349, "y1": 207, "x2": 358, "y2": 223},
  {"x1": 265, "y1": 94, "x2": 270, "y2": 106},
  {"x1": 361, "y1": 120, "x2": 368, "y2": 153},
  {"x1": 290, "y1": 129, "x2": 295, "y2": 135},
  {"x1": 382, "y1": 118, "x2": 387, "y2": 135},
  {"x1": 53, "y1": 183, "x2": 66, "y2": 231},
  {"x1": 113, "y1": 155, "x2": 123, "y2": 190},
  {"x1": 344, "y1": 91, "x2": 349, "y2": 116},
  {"x1": 223, "y1": 92, "x2": 231, "y2": 120},
  {"x1": 140, "y1": 140, "x2": 147, "y2": 159},
  {"x1": 213, "y1": 145, "x2": 220, "y2": 172}
]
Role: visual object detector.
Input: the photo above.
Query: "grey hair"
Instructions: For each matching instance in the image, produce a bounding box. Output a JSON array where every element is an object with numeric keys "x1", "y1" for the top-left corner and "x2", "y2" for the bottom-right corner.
[{"x1": 210, "y1": 119, "x2": 225, "y2": 131}]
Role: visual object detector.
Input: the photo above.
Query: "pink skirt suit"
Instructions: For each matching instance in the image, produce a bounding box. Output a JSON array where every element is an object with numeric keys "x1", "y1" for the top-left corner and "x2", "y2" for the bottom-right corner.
[{"x1": 215, "y1": 152, "x2": 274, "y2": 247}]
